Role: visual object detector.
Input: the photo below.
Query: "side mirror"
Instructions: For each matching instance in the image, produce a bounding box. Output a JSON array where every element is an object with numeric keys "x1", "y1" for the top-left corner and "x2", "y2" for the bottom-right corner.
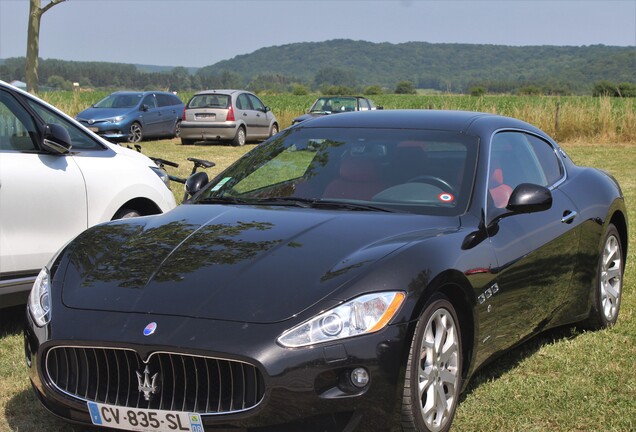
[
  {"x1": 506, "y1": 183, "x2": 552, "y2": 214},
  {"x1": 185, "y1": 171, "x2": 209, "y2": 198},
  {"x1": 376, "y1": 106, "x2": 384, "y2": 110},
  {"x1": 141, "y1": 104, "x2": 149, "y2": 112},
  {"x1": 262, "y1": 106, "x2": 271, "y2": 113},
  {"x1": 42, "y1": 123, "x2": 72, "y2": 154}
]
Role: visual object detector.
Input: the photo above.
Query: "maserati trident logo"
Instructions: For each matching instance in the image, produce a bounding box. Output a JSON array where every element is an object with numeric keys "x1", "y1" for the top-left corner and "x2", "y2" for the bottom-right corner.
[{"x1": 136, "y1": 366, "x2": 159, "y2": 401}]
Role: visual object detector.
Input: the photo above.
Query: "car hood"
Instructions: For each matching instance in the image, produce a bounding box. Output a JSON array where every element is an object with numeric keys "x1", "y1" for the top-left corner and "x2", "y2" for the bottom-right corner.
[
  {"x1": 76, "y1": 106, "x2": 134, "y2": 121},
  {"x1": 61, "y1": 204, "x2": 457, "y2": 323}
]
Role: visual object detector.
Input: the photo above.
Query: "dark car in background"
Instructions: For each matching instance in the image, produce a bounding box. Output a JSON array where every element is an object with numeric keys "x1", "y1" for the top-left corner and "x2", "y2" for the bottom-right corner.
[
  {"x1": 292, "y1": 95, "x2": 381, "y2": 124},
  {"x1": 75, "y1": 91, "x2": 184, "y2": 143},
  {"x1": 25, "y1": 110, "x2": 626, "y2": 432},
  {"x1": 180, "y1": 89, "x2": 278, "y2": 146}
]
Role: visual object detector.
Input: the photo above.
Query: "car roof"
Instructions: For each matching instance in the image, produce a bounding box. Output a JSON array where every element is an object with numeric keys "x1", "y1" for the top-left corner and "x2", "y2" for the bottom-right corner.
[
  {"x1": 194, "y1": 89, "x2": 247, "y2": 95},
  {"x1": 296, "y1": 109, "x2": 538, "y2": 133}
]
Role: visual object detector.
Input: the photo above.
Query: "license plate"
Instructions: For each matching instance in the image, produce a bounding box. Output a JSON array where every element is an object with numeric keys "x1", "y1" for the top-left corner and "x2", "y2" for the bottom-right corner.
[
  {"x1": 88, "y1": 126, "x2": 99, "y2": 132},
  {"x1": 195, "y1": 113, "x2": 215, "y2": 119},
  {"x1": 87, "y1": 401, "x2": 204, "y2": 432}
]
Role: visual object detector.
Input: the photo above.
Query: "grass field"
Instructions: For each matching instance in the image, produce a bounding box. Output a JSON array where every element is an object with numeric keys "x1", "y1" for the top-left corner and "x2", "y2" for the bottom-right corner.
[
  {"x1": 41, "y1": 91, "x2": 636, "y2": 143},
  {"x1": 1, "y1": 136, "x2": 634, "y2": 431}
]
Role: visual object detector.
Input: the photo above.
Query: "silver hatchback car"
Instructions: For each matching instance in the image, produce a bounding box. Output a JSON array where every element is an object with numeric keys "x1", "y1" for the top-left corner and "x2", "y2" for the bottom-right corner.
[{"x1": 180, "y1": 90, "x2": 278, "y2": 146}]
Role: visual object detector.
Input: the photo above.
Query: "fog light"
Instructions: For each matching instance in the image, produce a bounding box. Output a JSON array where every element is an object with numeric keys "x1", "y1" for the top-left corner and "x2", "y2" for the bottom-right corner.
[{"x1": 350, "y1": 367, "x2": 369, "y2": 388}]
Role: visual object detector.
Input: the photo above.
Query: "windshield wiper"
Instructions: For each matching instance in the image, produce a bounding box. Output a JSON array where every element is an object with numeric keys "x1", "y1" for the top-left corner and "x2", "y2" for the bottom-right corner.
[
  {"x1": 196, "y1": 196, "x2": 254, "y2": 205},
  {"x1": 255, "y1": 197, "x2": 393, "y2": 212}
]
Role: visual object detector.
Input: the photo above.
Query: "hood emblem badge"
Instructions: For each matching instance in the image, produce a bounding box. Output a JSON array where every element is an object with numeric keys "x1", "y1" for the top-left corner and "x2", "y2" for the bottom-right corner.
[
  {"x1": 87, "y1": 119, "x2": 95, "y2": 125},
  {"x1": 143, "y1": 322, "x2": 157, "y2": 336},
  {"x1": 136, "y1": 366, "x2": 159, "y2": 401}
]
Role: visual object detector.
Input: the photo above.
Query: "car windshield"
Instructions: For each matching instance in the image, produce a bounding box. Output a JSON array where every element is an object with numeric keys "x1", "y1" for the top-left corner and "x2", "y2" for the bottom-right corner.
[
  {"x1": 310, "y1": 97, "x2": 358, "y2": 113},
  {"x1": 195, "y1": 127, "x2": 479, "y2": 216},
  {"x1": 188, "y1": 94, "x2": 230, "y2": 109},
  {"x1": 94, "y1": 93, "x2": 142, "y2": 108}
]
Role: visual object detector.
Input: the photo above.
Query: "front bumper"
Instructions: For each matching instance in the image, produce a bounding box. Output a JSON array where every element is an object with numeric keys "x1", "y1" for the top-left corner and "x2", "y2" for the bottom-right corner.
[
  {"x1": 25, "y1": 307, "x2": 411, "y2": 431},
  {"x1": 77, "y1": 121, "x2": 130, "y2": 141}
]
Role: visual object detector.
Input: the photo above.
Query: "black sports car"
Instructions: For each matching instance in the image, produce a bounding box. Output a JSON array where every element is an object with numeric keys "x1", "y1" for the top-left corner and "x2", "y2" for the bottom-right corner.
[{"x1": 25, "y1": 110, "x2": 627, "y2": 432}]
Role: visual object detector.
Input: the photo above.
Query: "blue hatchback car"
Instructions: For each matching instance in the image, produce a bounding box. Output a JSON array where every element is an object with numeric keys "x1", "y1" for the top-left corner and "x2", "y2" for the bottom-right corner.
[{"x1": 76, "y1": 91, "x2": 184, "y2": 143}]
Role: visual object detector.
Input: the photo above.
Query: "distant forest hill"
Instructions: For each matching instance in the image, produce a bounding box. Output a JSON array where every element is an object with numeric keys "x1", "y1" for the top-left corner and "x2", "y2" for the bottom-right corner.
[{"x1": 1, "y1": 39, "x2": 635, "y2": 95}]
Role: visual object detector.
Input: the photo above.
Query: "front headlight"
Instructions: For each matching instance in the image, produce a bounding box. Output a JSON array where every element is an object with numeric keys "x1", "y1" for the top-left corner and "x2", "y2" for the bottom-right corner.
[
  {"x1": 277, "y1": 291, "x2": 405, "y2": 348},
  {"x1": 106, "y1": 115, "x2": 125, "y2": 123},
  {"x1": 28, "y1": 267, "x2": 51, "y2": 327},
  {"x1": 150, "y1": 166, "x2": 170, "y2": 189}
]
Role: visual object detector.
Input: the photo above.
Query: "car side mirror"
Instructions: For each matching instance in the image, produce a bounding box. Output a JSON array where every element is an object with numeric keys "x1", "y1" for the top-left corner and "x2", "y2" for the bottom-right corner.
[
  {"x1": 141, "y1": 104, "x2": 149, "y2": 112},
  {"x1": 42, "y1": 123, "x2": 72, "y2": 154},
  {"x1": 185, "y1": 172, "x2": 209, "y2": 198},
  {"x1": 262, "y1": 106, "x2": 271, "y2": 113},
  {"x1": 377, "y1": 106, "x2": 384, "y2": 110},
  {"x1": 506, "y1": 183, "x2": 552, "y2": 214}
]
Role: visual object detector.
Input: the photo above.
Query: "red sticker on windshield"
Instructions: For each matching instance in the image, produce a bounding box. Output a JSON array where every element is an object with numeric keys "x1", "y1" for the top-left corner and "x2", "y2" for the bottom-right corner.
[{"x1": 438, "y1": 193, "x2": 455, "y2": 202}]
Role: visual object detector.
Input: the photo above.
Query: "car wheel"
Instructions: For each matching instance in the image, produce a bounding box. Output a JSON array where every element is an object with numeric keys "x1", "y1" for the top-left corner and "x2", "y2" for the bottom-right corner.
[
  {"x1": 127, "y1": 122, "x2": 143, "y2": 143},
  {"x1": 181, "y1": 138, "x2": 195, "y2": 145},
  {"x1": 174, "y1": 120, "x2": 182, "y2": 138},
  {"x1": 586, "y1": 224, "x2": 623, "y2": 329},
  {"x1": 232, "y1": 126, "x2": 246, "y2": 146},
  {"x1": 269, "y1": 123, "x2": 279, "y2": 137},
  {"x1": 401, "y1": 295, "x2": 462, "y2": 432},
  {"x1": 112, "y1": 208, "x2": 141, "y2": 220}
]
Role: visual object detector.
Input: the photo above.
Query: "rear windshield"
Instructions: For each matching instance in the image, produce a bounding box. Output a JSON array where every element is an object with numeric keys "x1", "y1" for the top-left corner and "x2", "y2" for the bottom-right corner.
[{"x1": 188, "y1": 94, "x2": 230, "y2": 109}]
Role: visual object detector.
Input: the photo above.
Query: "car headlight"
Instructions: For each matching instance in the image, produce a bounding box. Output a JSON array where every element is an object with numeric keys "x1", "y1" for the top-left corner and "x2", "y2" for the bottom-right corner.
[
  {"x1": 28, "y1": 267, "x2": 51, "y2": 327},
  {"x1": 150, "y1": 166, "x2": 170, "y2": 189},
  {"x1": 277, "y1": 291, "x2": 405, "y2": 348},
  {"x1": 106, "y1": 116, "x2": 125, "y2": 123}
]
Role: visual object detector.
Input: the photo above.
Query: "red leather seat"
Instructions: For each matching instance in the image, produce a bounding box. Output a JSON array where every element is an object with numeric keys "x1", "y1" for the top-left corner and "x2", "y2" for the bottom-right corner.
[
  {"x1": 489, "y1": 167, "x2": 513, "y2": 208},
  {"x1": 323, "y1": 156, "x2": 386, "y2": 200}
]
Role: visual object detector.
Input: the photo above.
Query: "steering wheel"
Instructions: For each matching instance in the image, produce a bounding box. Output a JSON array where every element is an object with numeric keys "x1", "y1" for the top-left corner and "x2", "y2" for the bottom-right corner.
[{"x1": 407, "y1": 175, "x2": 456, "y2": 193}]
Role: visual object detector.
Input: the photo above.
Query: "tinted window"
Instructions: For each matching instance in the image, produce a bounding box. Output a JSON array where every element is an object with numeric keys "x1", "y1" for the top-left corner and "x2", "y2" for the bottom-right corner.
[
  {"x1": 0, "y1": 90, "x2": 38, "y2": 151},
  {"x1": 188, "y1": 94, "x2": 229, "y2": 108},
  {"x1": 247, "y1": 94, "x2": 265, "y2": 111},
  {"x1": 236, "y1": 93, "x2": 251, "y2": 110},
  {"x1": 156, "y1": 93, "x2": 182, "y2": 107},
  {"x1": 359, "y1": 99, "x2": 370, "y2": 110},
  {"x1": 142, "y1": 94, "x2": 157, "y2": 109},
  {"x1": 526, "y1": 134, "x2": 563, "y2": 185}
]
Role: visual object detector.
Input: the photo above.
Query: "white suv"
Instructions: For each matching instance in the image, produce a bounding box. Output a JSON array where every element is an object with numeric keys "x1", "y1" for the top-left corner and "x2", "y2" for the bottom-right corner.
[{"x1": 0, "y1": 81, "x2": 177, "y2": 308}]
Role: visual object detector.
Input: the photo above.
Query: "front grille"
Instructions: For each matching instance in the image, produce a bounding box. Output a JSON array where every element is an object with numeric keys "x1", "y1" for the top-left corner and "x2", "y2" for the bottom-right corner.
[{"x1": 45, "y1": 347, "x2": 265, "y2": 414}]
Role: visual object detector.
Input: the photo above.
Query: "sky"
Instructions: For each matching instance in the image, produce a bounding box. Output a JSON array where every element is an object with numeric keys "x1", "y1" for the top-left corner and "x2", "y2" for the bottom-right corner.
[{"x1": 0, "y1": 0, "x2": 635, "y2": 68}]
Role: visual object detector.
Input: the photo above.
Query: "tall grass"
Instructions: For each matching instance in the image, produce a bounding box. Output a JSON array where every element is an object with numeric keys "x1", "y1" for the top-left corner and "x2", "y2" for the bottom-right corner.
[{"x1": 40, "y1": 91, "x2": 636, "y2": 143}]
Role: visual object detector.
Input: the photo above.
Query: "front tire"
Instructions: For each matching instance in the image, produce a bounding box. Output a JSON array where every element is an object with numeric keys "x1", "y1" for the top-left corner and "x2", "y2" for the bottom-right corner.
[
  {"x1": 127, "y1": 122, "x2": 143, "y2": 143},
  {"x1": 269, "y1": 123, "x2": 279, "y2": 137},
  {"x1": 402, "y1": 295, "x2": 462, "y2": 432},
  {"x1": 112, "y1": 208, "x2": 141, "y2": 220},
  {"x1": 232, "y1": 126, "x2": 246, "y2": 146},
  {"x1": 586, "y1": 223, "x2": 623, "y2": 329}
]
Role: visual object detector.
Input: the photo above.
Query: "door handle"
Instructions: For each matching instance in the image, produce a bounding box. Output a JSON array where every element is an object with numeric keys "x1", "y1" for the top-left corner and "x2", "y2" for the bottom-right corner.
[{"x1": 561, "y1": 210, "x2": 577, "y2": 224}]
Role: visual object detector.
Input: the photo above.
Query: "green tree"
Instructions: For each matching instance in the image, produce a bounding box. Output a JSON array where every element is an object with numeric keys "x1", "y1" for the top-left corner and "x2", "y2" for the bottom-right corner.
[
  {"x1": 26, "y1": 0, "x2": 66, "y2": 93},
  {"x1": 364, "y1": 85, "x2": 383, "y2": 95},
  {"x1": 395, "y1": 80, "x2": 416, "y2": 94}
]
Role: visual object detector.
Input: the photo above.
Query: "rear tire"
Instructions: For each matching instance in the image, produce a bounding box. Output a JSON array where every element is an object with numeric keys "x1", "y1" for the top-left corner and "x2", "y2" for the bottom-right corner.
[
  {"x1": 585, "y1": 223, "x2": 623, "y2": 329},
  {"x1": 232, "y1": 126, "x2": 246, "y2": 146},
  {"x1": 174, "y1": 120, "x2": 182, "y2": 138},
  {"x1": 401, "y1": 294, "x2": 462, "y2": 432}
]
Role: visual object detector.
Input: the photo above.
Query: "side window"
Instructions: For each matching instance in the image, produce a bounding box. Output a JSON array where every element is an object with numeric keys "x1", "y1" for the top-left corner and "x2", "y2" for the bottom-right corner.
[
  {"x1": 525, "y1": 134, "x2": 564, "y2": 185},
  {"x1": 157, "y1": 93, "x2": 183, "y2": 107},
  {"x1": 0, "y1": 90, "x2": 38, "y2": 151},
  {"x1": 142, "y1": 94, "x2": 157, "y2": 109},
  {"x1": 236, "y1": 93, "x2": 251, "y2": 110},
  {"x1": 488, "y1": 131, "x2": 547, "y2": 213},
  {"x1": 359, "y1": 99, "x2": 370, "y2": 111},
  {"x1": 27, "y1": 99, "x2": 103, "y2": 150},
  {"x1": 247, "y1": 94, "x2": 265, "y2": 111}
]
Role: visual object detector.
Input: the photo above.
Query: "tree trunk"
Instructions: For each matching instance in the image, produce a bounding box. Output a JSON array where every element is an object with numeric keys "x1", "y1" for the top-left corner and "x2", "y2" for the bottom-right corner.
[
  {"x1": 25, "y1": 0, "x2": 42, "y2": 93},
  {"x1": 25, "y1": 0, "x2": 66, "y2": 94}
]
